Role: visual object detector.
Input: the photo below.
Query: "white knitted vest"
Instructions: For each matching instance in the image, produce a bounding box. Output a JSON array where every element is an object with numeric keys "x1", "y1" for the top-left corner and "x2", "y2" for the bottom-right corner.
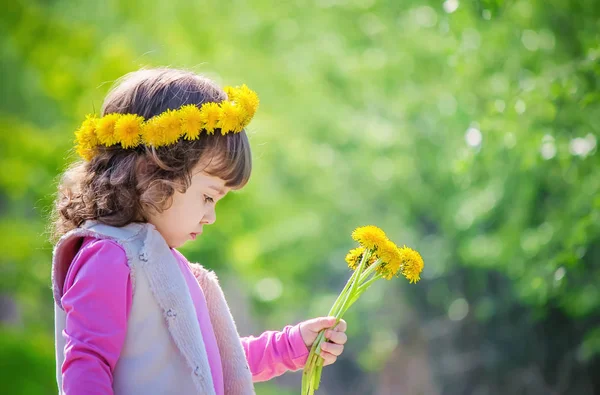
[{"x1": 52, "y1": 221, "x2": 255, "y2": 394}]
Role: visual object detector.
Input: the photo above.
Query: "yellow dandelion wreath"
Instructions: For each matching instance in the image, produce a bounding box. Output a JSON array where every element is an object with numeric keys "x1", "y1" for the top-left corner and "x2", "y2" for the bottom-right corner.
[{"x1": 73, "y1": 85, "x2": 259, "y2": 160}]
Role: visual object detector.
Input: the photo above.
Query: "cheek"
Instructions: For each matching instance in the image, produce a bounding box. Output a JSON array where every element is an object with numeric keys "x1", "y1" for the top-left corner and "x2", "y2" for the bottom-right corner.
[{"x1": 170, "y1": 193, "x2": 206, "y2": 221}]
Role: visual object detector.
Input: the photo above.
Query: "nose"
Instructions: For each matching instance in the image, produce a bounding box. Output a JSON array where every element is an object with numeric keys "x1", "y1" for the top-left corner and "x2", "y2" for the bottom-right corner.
[{"x1": 201, "y1": 207, "x2": 216, "y2": 225}]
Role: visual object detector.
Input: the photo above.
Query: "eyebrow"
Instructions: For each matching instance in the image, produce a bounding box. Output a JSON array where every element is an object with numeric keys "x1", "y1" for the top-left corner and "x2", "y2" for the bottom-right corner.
[{"x1": 208, "y1": 185, "x2": 226, "y2": 195}]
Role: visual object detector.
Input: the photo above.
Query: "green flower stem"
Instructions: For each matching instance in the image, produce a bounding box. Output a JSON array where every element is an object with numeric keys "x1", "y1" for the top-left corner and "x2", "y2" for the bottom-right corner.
[
  {"x1": 314, "y1": 358, "x2": 324, "y2": 390},
  {"x1": 311, "y1": 252, "x2": 377, "y2": 391},
  {"x1": 357, "y1": 258, "x2": 382, "y2": 284},
  {"x1": 311, "y1": 271, "x2": 385, "y2": 393},
  {"x1": 317, "y1": 271, "x2": 385, "y2": 391},
  {"x1": 339, "y1": 273, "x2": 383, "y2": 317},
  {"x1": 303, "y1": 250, "x2": 372, "y2": 394},
  {"x1": 303, "y1": 250, "x2": 380, "y2": 394},
  {"x1": 302, "y1": 354, "x2": 316, "y2": 394},
  {"x1": 313, "y1": 362, "x2": 322, "y2": 390},
  {"x1": 323, "y1": 266, "x2": 382, "y2": 332},
  {"x1": 307, "y1": 354, "x2": 318, "y2": 395},
  {"x1": 357, "y1": 272, "x2": 382, "y2": 293},
  {"x1": 338, "y1": 249, "x2": 370, "y2": 315},
  {"x1": 302, "y1": 250, "x2": 371, "y2": 395},
  {"x1": 327, "y1": 262, "x2": 362, "y2": 317},
  {"x1": 315, "y1": 250, "x2": 371, "y2": 354}
]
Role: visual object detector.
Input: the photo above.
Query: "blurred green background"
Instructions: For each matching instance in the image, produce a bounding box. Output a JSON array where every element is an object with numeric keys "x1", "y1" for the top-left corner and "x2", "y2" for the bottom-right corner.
[{"x1": 1, "y1": 0, "x2": 599, "y2": 394}]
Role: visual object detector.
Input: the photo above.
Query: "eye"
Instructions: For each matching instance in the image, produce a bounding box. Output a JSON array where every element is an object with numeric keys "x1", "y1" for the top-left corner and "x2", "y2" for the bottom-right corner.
[{"x1": 203, "y1": 194, "x2": 214, "y2": 204}]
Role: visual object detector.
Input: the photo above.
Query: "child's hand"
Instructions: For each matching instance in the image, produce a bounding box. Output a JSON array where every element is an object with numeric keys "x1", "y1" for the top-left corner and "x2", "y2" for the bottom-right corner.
[{"x1": 299, "y1": 317, "x2": 348, "y2": 366}]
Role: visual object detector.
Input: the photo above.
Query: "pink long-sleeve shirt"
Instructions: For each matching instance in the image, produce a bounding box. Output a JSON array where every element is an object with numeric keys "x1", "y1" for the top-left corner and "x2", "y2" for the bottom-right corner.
[{"x1": 60, "y1": 237, "x2": 309, "y2": 394}]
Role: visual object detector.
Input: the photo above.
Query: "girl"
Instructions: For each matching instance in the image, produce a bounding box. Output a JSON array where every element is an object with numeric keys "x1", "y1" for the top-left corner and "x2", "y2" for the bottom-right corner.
[{"x1": 51, "y1": 68, "x2": 347, "y2": 394}]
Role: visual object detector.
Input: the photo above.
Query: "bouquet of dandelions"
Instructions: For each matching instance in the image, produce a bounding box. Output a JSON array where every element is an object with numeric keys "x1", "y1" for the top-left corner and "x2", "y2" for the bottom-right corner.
[{"x1": 301, "y1": 225, "x2": 424, "y2": 395}]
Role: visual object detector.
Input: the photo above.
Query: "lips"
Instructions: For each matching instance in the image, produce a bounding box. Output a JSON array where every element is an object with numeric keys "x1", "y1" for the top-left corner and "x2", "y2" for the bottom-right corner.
[{"x1": 190, "y1": 231, "x2": 202, "y2": 240}]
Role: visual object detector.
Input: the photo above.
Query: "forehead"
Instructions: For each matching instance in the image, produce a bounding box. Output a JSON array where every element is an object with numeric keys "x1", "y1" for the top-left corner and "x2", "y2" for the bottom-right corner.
[
  {"x1": 191, "y1": 165, "x2": 228, "y2": 194},
  {"x1": 190, "y1": 137, "x2": 251, "y2": 190}
]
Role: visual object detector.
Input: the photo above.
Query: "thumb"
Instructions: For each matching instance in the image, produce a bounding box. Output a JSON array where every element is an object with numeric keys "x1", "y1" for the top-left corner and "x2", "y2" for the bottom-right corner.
[{"x1": 303, "y1": 316, "x2": 337, "y2": 333}]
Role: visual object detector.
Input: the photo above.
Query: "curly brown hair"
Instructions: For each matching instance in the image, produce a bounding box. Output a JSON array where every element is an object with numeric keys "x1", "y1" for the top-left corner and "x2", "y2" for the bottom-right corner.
[{"x1": 52, "y1": 68, "x2": 252, "y2": 241}]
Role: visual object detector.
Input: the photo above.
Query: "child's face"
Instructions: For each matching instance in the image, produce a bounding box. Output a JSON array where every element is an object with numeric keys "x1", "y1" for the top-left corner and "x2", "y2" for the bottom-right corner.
[{"x1": 147, "y1": 164, "x2": 230, "y2": 248}]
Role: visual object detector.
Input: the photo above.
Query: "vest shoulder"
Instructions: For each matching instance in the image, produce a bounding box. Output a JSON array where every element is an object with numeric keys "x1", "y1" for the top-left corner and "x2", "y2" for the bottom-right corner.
[
  {"x1": 82, "y1": 221, "x2": 148, "y2": 241},
  {"x1": 188, "y1": 262, "x2": 222, "y2": 291}
]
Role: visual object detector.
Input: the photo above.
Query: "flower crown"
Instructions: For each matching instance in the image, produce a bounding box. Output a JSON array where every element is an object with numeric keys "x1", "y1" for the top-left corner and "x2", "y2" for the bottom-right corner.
[{"x1": 74, "y1": 84, "x2": 259, "y2": 161}]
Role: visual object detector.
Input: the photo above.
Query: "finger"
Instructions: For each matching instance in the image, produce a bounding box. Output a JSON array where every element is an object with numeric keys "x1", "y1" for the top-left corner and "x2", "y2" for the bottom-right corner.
[
  {"x1": 321, "y1": 352, "x2": 338, "y2": 366},
  {"x1": 325, "y1": 330, "x2": 348, "y2": 345},
  {"x1": 333, "y1": 319, "x2": 347, "y2": 332},
  {"x1": 303, "y1": 317, "x2": 337, "y2": 333},
  {"x1": 321, "y1": 342, "x2": 344, "y2": 356}
]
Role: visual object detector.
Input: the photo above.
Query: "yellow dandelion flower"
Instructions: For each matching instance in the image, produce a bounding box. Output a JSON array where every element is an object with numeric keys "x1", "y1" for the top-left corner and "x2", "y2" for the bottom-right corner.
[
  {"x1": 141, "y1": 118, "x2": 165, "y2": 147},
  {"x1": 144, "y1": 110, "x2": 182, "y2": 147},
  {"x1": 234, "y1": 84, "x2": 259, "y2": 127},
  {"x1": 224, "y1": 86, "x2": 237, "y2": 102},
  {"x1": 218, "y1": 101, "x2": 244, "y2": 134},
  {"x1": 346, "y1": 246, "x2": 378, "y2": 271},
  {"x1": 351, "y1": 225, "x2": 388, "y2": 251},
  {"x1": 398, "y1": 246, "x2": 424, "y2": 284},
  {"x1": 375, "y1": 240, "x2": 402, "y2": 280},
  {"x1": 95, "y1": 113, "x2": 121, "y2": 146},
  {"x1": 74, "y1": 115, "x2": 98, "y2": 160},
  {"x1": 76, "y1": 146, "x2": 97, "y2": 161},
  {"x1": 74, "y1": 115, "x2": 98, "y2": 147},
  {"x1": 114, "y1": 114, "x2": 143, "y2": 149},
  {"x1": 180, "y1": 104, "x2": 203, "y2": 140},
  {"x1": 345, "y1": 247, "x2": 365, "y2": 271},
  {"x1": 199, "y1": 102, "x2": 222, "y2": 134},
  {"x1": 160, "y1": 110, "x2": 183, "y2": 145}
]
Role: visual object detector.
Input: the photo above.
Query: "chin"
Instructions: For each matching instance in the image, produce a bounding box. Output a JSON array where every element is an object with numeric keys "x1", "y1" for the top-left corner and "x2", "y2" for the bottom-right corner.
[
  {"x1": 166, "y1": 238, "x2": 184, "y2": 249},
  {"x1": 172, "y1": 241, "x2": 185, "y2": 249}
]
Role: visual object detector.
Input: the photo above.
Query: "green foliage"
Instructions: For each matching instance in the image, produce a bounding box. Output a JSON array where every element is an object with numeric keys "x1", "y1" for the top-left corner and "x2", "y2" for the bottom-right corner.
[
  {"x1": 0, "y1": 327, "x2": 55, "y2": 395},
  {"x1": 0, "y1": 0, "x2": 598, "y2": 393}
]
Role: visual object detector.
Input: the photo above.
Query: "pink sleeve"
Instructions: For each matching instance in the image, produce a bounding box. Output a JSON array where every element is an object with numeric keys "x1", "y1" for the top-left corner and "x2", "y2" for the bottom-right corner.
[
  {"x1": 61, "y1": 238, "x2": 132, "y2": 394},
  {"x1": 240, "y1": 323, "x2": 309, "y2": 382}
]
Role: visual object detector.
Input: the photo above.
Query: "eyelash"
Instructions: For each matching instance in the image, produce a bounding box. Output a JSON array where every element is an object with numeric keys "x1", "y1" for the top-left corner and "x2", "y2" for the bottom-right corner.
[{"x1": 203, "y1": 195, "x2": 214, "y2": 204}]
